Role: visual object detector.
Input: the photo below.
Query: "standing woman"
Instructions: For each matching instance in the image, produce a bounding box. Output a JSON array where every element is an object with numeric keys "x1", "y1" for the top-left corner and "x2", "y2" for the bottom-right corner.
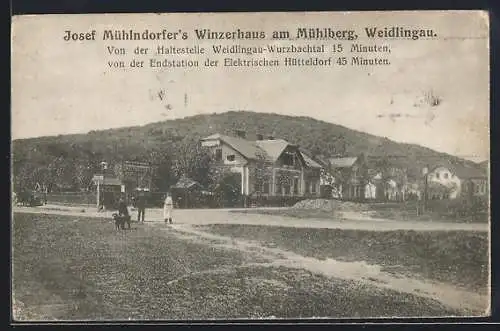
[{"x1": 163, "y1": 192, "x2": 174, "y2": 224}]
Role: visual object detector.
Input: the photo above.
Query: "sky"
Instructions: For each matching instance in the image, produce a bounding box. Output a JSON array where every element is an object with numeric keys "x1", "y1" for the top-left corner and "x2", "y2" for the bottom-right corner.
[{"x1": 11, "y1": 11, "x2": 490, "y2": 162}]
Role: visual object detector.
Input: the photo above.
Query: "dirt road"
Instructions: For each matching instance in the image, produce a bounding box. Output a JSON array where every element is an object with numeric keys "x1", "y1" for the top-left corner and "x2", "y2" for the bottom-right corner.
[{"x1": 12, "y1": 204, "x2": 489, "y2": 232}]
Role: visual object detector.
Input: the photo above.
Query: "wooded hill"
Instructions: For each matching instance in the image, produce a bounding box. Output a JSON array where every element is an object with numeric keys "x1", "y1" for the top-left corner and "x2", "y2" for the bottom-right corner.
[{"x1": 12, "y1": 111, "x2": 483, "y2": 192}]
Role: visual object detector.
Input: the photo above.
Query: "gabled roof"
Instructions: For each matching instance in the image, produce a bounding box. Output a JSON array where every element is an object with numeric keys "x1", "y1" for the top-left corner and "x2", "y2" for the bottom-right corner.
[
  {"x1": 299, "y1": 150, "x2": 323, "y2": 169},
  {"x1": 201, "y1": 133, "x2": 317, "y2": 167},
  {"x1": 171, "y1": 176, "x2": 203, "y2": 189},
  {"x1": 452, "y1": 165, "x2": 487, "y2": 179},
  {"x1": 255, "y1": 139, "x2": 290, "y2": 162},
  {"x1": 201, "y1": 133, "x2": 263, "y2": 160},
  {"x1": 329, "y1": 156, "x2": 358, "y2": 168},
  {"x1": 92, "y1": 175, "x2": 122, "y2": 186}
]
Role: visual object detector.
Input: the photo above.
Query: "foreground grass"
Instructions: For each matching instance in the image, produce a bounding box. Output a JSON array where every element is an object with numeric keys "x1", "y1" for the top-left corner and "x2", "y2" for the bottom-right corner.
[
  {"x1": 200, "y1": 224, "x2": 489, "y2": 293},
  {"x1": 13, "y1": 212, "x2": 462, "y2": 320}
]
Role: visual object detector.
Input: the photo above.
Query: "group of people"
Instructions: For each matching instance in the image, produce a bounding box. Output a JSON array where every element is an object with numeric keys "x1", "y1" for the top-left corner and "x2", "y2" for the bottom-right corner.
[{"x1": 116, "y1": 192, "x2": 174, "y2": 224}]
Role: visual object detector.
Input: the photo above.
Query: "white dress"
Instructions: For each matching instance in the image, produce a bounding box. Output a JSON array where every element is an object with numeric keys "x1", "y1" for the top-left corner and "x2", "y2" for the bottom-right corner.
[{"x1": 163, "y1": 196, "x2": 173, "y2": 219}]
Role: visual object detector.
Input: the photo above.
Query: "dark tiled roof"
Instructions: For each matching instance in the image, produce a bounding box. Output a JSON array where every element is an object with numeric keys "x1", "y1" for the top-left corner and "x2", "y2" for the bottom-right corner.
[
  {"x1": 171, "y1": 176, "x2": 202, "y2": 189},
  {"x1": 202, "y1": 133, "x2": 264, "y2": 160},
  {"x1": 299, "y1": 150, "x2": 323, "y2": 169},
  {"x1": 92, "y1": 175, "x2": 122, "y2": 186}
]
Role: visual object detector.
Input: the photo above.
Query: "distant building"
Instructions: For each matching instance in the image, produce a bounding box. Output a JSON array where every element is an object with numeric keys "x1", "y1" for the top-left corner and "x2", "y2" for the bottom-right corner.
[
  {"x1": 170, "y1": 175, "x2": 204, "y2": 208},
  {"x1": 200, "y1": 132, "x2": 322, "y2": 198},
  {"x1": 426, "y1": 164, "x2": 488, "y2": 200},
  {"x1": 327, "y1": 156, "x2": 367, "y2": 200}
]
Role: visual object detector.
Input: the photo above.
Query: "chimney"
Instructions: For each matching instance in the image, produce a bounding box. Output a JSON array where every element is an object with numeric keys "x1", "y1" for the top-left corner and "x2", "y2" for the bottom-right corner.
[
  {"x1": 234, "y1": 129, "x2": 246, "y2": 139},
  {"x1": 256, "y1": 134, "x2": 264, "y2": 141}
]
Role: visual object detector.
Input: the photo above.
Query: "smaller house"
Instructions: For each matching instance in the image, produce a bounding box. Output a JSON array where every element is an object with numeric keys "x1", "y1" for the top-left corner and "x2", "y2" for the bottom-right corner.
[
  {"x1": 92, "y1": 175, "x2": 123, "y2": 191},
  {"x1": 170, "y1": 176, "x2": 204, "y2": 208},
  {"x1": 92, "y1": 174, "x2": 123, "y2": 208},
  {"x1": 327, "y1": 156, "x2": 366, "y2": 200}
]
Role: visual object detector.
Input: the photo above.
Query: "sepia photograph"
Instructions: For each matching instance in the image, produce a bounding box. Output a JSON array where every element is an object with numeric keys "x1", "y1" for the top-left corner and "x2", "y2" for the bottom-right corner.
[{"x1": 11, "y1": 11, "x2": 490, "y2": 321}]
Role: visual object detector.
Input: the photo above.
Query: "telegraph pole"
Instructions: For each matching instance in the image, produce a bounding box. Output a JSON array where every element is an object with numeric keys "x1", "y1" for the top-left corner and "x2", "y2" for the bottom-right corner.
[
  {"x1": 422, "y1": 164, "x2": 429, "y2": 214},
  {"x1": 96, "y1": 179, "x2": 100, "y2": 210}
]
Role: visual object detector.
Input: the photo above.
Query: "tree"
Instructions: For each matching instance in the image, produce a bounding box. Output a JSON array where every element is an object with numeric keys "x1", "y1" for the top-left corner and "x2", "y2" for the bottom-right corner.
[{"x1": 73, "y1": 163, "x2": 93, "y2": 191}]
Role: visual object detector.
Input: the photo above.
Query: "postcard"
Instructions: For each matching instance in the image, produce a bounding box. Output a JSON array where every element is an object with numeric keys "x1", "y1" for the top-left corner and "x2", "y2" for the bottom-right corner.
[{"x1": 11, "y1": 11, "x2": 490, "y2": 321}]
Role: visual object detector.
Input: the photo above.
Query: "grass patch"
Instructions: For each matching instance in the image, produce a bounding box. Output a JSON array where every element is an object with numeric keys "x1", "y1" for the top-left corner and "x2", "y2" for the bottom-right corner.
[
  {"x1": 13, "y1": 212, "x2": 463, "y2": 319},
  {"x1": 233, "y1": 199, "x2": 488, "y2": 223},
  {"x1": 231, "y1": 208, "x2": 345, "y2": 219},
  {"x1": 199, "y1": 224, "x2": 489, "y2": 293}
]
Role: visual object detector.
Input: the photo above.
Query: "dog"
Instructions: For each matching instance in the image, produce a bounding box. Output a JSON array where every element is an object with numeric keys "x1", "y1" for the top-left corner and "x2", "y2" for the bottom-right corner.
[{"x1": 112, "y1": 213, "x2": 131, "y2": 230}]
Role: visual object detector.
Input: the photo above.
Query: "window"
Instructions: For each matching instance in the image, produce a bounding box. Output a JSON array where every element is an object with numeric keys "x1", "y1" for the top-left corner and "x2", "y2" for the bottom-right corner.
[
  {"x1": 436, "y1": 172, "x2": 440, "y2": 179},
  {"x1": 263, "y1": 182, "x2": 269, "y2": 194},
  {"x1": 283, "y1": 152, "x2": 295, "y2": 166},
  {"x1": 311, "y1": 181, "x2": 317, "y2": 194},
  {"x1": 284, "y1": 185, "x2": 291, "y2": 195},
  {"x1": 443, "y1": 173, "x2": 448, "y2": 179},
  {"x1": 293, "y1": 178, "x2": 299, "y2": 195},
  {"x1": 226, "y1": 154, "x2": 235, "y2": 162},
  {"x1": 305, "y1": 181, "x2": 310, "y2": 194},
  {"x1": 215, "y1": 148, "x2": 222, "y2": 161},
  {"x1": 276, "y1": 183, "x2": 282, "y2": 195}
]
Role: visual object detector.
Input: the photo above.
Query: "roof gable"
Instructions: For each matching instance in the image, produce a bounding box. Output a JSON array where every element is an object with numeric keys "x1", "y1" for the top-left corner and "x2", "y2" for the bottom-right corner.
[
  {"x1": 299, "y1": 150, "x2": 323, "y2": 169},
  {"x1": 202, "y1": 133, "x2": 298, "y2": 163},
  {"x1": 202, "y1": 134, "x2": 263, "y2": 160},
  {"x1": 255, "y1": 139, "x2": 291, "y2": 162}
]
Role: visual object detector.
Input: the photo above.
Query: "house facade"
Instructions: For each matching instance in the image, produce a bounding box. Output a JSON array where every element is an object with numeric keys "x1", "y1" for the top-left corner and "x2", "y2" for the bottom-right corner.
[
  {"x1": 327, "y1": 156, "x2": 367, "y2": 200},
  {"x1": 426, "y1": 165, "x2": 488, "y2": 200},
  {"x1": 200, "y1": 133, "x2": 322, "y2": 198}
]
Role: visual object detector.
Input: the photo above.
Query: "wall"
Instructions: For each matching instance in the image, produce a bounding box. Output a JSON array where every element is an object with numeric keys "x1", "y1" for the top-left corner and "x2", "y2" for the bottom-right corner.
[{"x1": 45, "y1": 192, "x2": 96, "y2": 205}]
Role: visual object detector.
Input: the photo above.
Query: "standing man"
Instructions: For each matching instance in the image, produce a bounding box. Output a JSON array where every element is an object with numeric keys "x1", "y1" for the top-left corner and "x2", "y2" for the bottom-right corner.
[
  {"x1": 137, "y1": 191, "x2": 146, "y2": 223},
  {"x1": 163, "y1": 192, "x2": 173, "y2": 224}
]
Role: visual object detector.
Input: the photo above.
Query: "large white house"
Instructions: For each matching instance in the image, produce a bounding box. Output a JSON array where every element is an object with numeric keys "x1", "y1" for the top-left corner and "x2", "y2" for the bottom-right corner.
[
  {"x1": 426, "y1": 164, "x2": 488, "y2": 199},
  {"x1": 200, "y1": 132, "x2": 322, "y2": 197}
]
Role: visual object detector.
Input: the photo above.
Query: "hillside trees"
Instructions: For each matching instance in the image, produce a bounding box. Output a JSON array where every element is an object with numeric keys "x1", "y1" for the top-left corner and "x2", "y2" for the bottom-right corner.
[{"x1": 12, "y1": 111, "x2": 483, "y2": 194}]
